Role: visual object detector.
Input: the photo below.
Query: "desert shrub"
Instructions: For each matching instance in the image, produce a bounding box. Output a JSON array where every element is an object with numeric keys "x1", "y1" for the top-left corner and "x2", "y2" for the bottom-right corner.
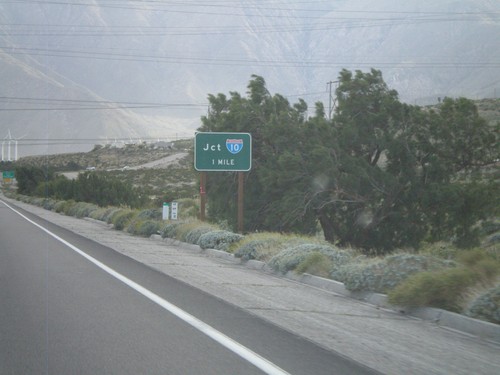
[
  {"x1": 59, "y1": 200, "x2": 78, "y2": 215},
  {"x1": 333, "y1": 254, "x2": 455, "y2": 293},
  {"x1": 103, "y1": 207, "x2": 122, "y2": 224},
  {"x1": 175, "y1": 198, "x2": 198, "y2": 219},
  {"x1": 161, "y1": 221, "x2": 186, "y2": 239},
  {"x1": 184, "y1": 225, "x2": 217, "y2": 244},
  {"x1": 480, "y1": 220, "x2": 500, "y2": 236},
  {"x1": 111, "y1": 209, "x2": 136, "y2": 230},
  {"x1": 388, "y1": 267, "x2": 479, "y2": 312},
  {"x1": 136, "y1": 208, "x2": 162, "y2": 221},
  {"x1": 54, "y1": 200, "x2": 71, "y2": 213},
  {"x1": 88, "y1": 207, "x2": 118, "y2": 222},
  {"x1": 456, "y1": 248, "x2": 500, "y2": 285},
  {"x1": 174, "y1": 221, "x2": 219, "y2": 244},
  {"x1": 269, "y1": 243, "x2": 351, "y2": 274},
  {"x1": 197, "y1": 230, "x2": 244, "y2": 252},
  {"x1": 295, "y1": 252, "x2": 333, "y2": 278},
  {"x1": 41, "y1": 198, "x2": 58, "y2": 210},
  {"x1": 419, "y1": 242, "x2": 459, "y2": 260},
  {"x1": 466, "y1": 284, "x2": 500, "y2": 324},
  {"x1": 233, "y1": 232, "x2": 311, "y2": 262},
  {"x1": 88, "y1": 207, "x2": 108, "y2": 221},
  {"x1": 30, "y1": 197, "x2": 45, "y2": 207},
  {"x1": 127, "y1": 219, "x2": 160, "y2": 237},
  {"x1": 66, "y1": 202, "x2": 99, "y2": 218}
]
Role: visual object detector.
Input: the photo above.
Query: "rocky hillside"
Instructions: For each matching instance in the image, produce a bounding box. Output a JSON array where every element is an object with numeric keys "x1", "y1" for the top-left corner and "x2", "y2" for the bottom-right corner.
[{"x1": 2, "y1": 0, "x2": 499, "y2": 157}]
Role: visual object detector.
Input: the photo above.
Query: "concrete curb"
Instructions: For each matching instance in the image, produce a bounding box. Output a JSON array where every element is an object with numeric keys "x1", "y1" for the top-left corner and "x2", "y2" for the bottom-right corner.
[
  {"x1": 150, "y1": 235, "x2": 500, "y2": 344},
  {"x1": 6, "y1": 196, "x2": 499, "y2": 344}
]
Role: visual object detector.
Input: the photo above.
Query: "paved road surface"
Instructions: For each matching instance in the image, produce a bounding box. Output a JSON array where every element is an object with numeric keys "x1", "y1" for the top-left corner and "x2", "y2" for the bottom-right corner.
[
  {"x1": 0, "y1": 199, "x2": 379, "y2": 375},
  {"x1": 2, "y1": 196, "x2": 500, "y2": 374}
]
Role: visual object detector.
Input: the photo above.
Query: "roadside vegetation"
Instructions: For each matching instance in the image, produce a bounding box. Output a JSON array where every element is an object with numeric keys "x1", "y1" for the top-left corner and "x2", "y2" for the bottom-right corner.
[
  {"x1": 1, "y1": 69, "x2": 499, "y2": 325},
  {"x1": 4, "y1": 190, "x2": 499, "y2": 325}
]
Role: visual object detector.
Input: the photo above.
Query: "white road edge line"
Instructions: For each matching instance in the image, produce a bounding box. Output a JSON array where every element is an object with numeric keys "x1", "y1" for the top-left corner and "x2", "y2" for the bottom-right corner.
[{"x1": 2, "y1": 200, "x2": 291, "y2": 375}]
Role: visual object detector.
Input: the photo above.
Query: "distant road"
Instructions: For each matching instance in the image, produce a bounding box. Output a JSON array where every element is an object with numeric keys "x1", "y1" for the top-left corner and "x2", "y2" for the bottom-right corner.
[
  {"x1": 0, "y1": 200, "x2": 379, "y2": 375},
  {"x1": 127, "y1": 151, "x2": 189, "y2": 169},
  {"x1": 61, "y1": 152, "x2": 189, "y2": 179}
]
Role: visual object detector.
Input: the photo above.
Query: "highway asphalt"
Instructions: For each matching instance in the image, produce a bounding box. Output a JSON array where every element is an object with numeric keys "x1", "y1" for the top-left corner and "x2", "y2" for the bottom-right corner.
[{"x1": 1, "y1": 195, "x2": 499, "y2": 374}]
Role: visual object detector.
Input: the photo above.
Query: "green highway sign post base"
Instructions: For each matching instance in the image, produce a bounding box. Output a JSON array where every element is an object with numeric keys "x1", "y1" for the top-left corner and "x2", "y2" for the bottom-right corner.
[
  {"x1": 194, "y1": 132, "x2": 251, "y2": 172},
  {"x1": 194, "y1": 132, "x2": 252, "y2": 233}
]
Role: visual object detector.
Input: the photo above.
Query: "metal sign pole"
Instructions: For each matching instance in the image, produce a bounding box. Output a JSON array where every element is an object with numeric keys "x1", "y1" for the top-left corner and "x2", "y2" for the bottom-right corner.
[
  {"x1": 238, "y1": 172, "x2": 244, "y2": 233},
  {"x1": 200, "y1": 171, "x2": 207, "y2": 221}
]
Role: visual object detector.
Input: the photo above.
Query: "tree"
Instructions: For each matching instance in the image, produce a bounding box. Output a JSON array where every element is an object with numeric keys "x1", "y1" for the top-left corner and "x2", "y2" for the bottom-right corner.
[
  {"x1": 15, "y1": 165, "x2": 54, "y2": 195},
  {"x1": 199, "y1": 75, "x2": 317, "y2": 233},
  {"x1": 199, "y1": 72, "x2": 499, "y2": 252}
]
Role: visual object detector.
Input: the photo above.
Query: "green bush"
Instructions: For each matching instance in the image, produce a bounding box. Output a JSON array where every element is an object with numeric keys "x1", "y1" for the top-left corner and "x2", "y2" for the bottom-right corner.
[
  {"x1": 111, "y1": 209, "x2": 136, "y2": 230},
  {"x1": 174, "y1": 221, "x2": 219, "y2": 244},
  {"x1": 295, "y1": 252, "x2": 333, "y2": 278},
  {"x1": 233, "y1": 232, "x2": 311, "y2": 262},
  {"x1": 54, "y1": 200, "x2": 71, "y2": 213},
  {"x1": 175, "y1": 198, "x2": 198, "y2": 220},
  {"x1": 89, "y1": 207, "x2": 117, "y2": 222},
  {"x1": 269, "y1": 243, "x2": 351, "y2": 274},
  {"x1": 66, "y1": 202, "x2": 99, "y2": 218},
  {"x1": 59, "y1": 200, "x2": 78, "y2": 215},
  {"x1": 184, "y1": 226, "x2": 217, "y2": 244},
  {"x1": 136, "y1": 208, "x2": 162, "y2": 221},
  {"x1": 41, "y1": 198, "x2": 58, "y2": 210},
  {"x1": 333, "y1": 254, "x2": 455, "y2": 293},
  {"x1": 103, "y1": 208, "x2": 122, "y2": 224},
  {"x1": 197, "y1": 230, "x2": 244, "y2": 252},
  {"x1": 388, "y1": 268, "x2": 478, "y2": 312},
  {"x1": 172, "y1": 221, "x2": 216, "y2": 243},
  {"x1": 457, "y1": 248, "x2": 500, "y2": 283},
  {"x1": 161, "y1": 221, "x2": 186, "y2": 239},
  {"x1": 419, "y1": 242, "x2": 459, "y2": 260},
  {"x1": 466, "y1": 285, "x2": 500, "y2": 324},
  {"x1": 127, "y1": 219, "x2": 161, "y2": 237}
]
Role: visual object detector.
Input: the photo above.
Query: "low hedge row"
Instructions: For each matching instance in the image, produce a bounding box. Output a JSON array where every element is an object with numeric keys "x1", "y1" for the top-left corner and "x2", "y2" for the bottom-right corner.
[{"x1": 9, "y1": 192, "x2": 500, "y2": 325}]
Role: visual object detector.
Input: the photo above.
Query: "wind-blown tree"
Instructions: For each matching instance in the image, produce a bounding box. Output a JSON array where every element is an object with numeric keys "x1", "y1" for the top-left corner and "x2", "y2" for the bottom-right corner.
[
  {"x1": 301, "y1": 69, "x2": 416, "y2": 250},
  {"x1": 200, "y1": 72, "x2": 498, "y2": 252},
  {"x1": 199, "y1": 75, "x2": 317, "y2": 233},
  {"x1": 305, "y1": 70, "x2": 498, "y2": 251}
]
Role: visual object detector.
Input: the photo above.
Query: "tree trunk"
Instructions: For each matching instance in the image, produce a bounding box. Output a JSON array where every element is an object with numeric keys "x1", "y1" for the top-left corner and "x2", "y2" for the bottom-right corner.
[{"x1": 317, "y1": 209, "x2": 336, "y2": 243}]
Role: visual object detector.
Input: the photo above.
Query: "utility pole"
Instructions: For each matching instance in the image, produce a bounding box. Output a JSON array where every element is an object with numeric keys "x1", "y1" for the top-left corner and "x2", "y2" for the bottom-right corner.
[{"x1": 326, "y1": 80, "x2": 339, "y2": 120}]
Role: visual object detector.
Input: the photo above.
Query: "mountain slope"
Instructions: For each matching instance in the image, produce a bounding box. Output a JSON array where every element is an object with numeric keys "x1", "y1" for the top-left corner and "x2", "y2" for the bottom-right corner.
[{"x1": 1, "y1": 0, "x2": 499, "y2": 156}]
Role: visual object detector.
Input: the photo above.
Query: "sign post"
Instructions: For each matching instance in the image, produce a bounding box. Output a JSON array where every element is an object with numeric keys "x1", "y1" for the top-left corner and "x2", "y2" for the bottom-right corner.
[
  {"x1": 171, "y1": 202, "x2": 178, "y2": 220},
  {"x1": 194, "y1": 132, "x2": 252, "y2": 232},
  {"x1": 162, "y1": 202, "x2": 170, "y2": 220}
]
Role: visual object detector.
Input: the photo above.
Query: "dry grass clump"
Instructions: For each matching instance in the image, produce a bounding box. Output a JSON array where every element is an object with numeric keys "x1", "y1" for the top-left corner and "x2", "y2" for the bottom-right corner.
[
  {"x1": 198, "y1": 230, "x2": 244, "y2": 252},
  {"x1": 388, "y1": 249, "x2": 500, "y2": 313},
  {"x1": 269, "y1": 243, "x2": 353, "y2": 274},
  {"x1": 174, "y1": 220, "x2": 220, "y2": 244},
  {"x1": 466, "y1": 284, "x2": 500, "y2": 324},
  {"x1": 295, "y1": 252, "x2": 333, "y2": 278},
  {"x1": 332, "y1": 253, "x2": 455, "y2": 293},
  {"x1": 232, "y1": 232, "x2": 314, "y2": 262},
  {"x1": 110, "y1": 209, "x2": 136, "y2": 230}
]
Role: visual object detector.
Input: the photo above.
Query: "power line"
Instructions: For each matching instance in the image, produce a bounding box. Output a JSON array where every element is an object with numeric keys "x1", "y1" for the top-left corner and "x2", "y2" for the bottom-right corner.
[
  {"x1": 0, "y1": 96, "x2": 208, "y2": 111},
  {"x1": 1, "y1": 13, "x2": 495, "y2": 38},
  {"x1": 2, "y1": 46, "x2": 498, "y2": 69},
  {"x1": 5, "y1": 0, "x2": 500, "y2": 18}
]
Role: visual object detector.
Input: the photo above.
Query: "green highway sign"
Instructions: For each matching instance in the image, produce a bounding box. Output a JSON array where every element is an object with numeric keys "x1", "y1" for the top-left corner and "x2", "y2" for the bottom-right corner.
[
  {"x1": 194, "y1": 132, "x2": 252, "y2": 171},
  {"x1": 2, "y1": 171, "x2": 15, "y2": 179}
]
